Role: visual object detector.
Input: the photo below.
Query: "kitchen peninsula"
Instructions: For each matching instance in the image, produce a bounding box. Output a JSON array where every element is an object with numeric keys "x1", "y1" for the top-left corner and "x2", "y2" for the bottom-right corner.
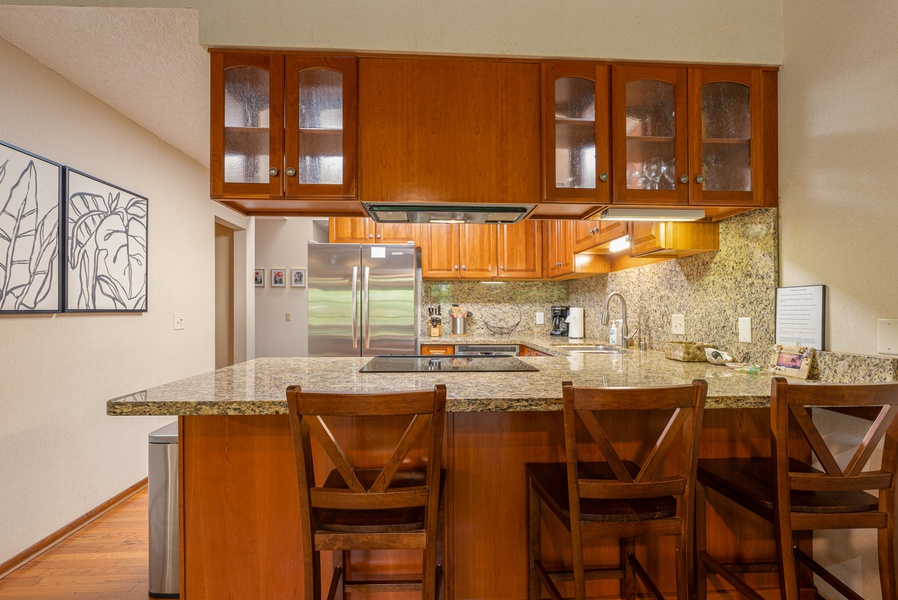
[{"x1": 109, "y1": 343, "x2": 783, "y2": 599}]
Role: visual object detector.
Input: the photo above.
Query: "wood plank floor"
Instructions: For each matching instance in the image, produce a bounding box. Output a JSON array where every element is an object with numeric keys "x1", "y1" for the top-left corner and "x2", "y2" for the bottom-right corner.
[{"x1": 0, "y1": 488, "x2": 150, "y2": 599}]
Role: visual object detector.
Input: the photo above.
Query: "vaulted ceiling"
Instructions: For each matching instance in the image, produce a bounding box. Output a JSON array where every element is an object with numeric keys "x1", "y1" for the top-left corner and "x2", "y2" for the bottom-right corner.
[{"x1": 0, "y1": 5, "x2": 210, "y2": 167}]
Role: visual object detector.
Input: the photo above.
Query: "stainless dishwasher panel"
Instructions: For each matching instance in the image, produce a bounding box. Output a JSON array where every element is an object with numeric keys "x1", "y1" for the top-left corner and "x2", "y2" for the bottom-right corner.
[{"x1": 148, "y1": 422, "x2": 179, "y2": 598}]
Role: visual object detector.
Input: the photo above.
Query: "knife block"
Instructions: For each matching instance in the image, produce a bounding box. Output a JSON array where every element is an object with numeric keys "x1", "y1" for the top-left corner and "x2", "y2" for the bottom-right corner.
[{"x1": 429, "y1": 322, "x2": 442, "y2": 337}]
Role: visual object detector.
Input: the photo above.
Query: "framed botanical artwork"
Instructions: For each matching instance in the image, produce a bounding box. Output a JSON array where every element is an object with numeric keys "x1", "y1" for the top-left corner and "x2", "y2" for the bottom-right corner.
[
  {"x1": 0, "y1": 140, "x2": 63, "y2": 314},
  {"x1": 770, "y1": 343, "x2": 814, "y2": 379},
  {"x1": 270, "y1": 268, "x2": 286, "y2": 288},
  {"x1": 291, "y1": 268, "x2": 305, "y2": 288},
  {"x1": 65, "y1": 168, "x2": 148, "y2": 312},
  {"x1": 254, "y1": 268, "x2": 264, "y2": 287}
]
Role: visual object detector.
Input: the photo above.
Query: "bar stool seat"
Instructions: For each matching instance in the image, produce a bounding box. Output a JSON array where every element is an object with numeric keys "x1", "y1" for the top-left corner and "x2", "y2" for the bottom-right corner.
[{"x1": 527, "y1": 379, "x2": 708, "y2": 600}]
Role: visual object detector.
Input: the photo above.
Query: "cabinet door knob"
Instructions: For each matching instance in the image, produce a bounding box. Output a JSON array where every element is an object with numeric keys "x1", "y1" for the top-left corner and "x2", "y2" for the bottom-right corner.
[
  {"x1": 461, "y1": 265, "x2": 467, "y2": 271},
  {"x1": 499, "y1": 265, "x2": 505, "y2": 270},
  {"x1": 454, "y1": 265, "x2": 459, "y2": 270},
  {"x1": 599, "y1": 172, "x2": 608, "y2": 182},
  {"x1": 376, "y1": 234, "x2": 381, "y2": 239},
  {"x1": 286, "y1": 167, "x2": 297, "y2": 177},
  {"x1": 695, "y1": 175, "x2": 705, "y2": 184},
  {"x1": 368, "y1": 234, "x2": 374, "y2": 239},
  {"x1": 269, "y1": 167, "x2": 279, "y2": 177},
  {"x1": 679, "y1": 175, "x2": 689, "y2": 184}
]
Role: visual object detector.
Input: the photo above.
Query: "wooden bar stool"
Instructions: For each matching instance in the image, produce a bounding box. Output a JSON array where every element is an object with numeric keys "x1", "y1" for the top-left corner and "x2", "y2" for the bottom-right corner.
[
  {"x1": 286, "y1": 384, "x2": 447, "y2": 600},
  {"x1": 696, "y1": 376, "x2": 898, "y2": 600},
  {"x1": 527, "y1": 379, "x2": 707, "y2": 600}
]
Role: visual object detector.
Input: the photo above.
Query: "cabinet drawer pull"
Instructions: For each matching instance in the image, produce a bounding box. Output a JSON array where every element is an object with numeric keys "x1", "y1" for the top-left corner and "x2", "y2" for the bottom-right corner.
[{"x1": 269, "y1": 167, "x2": 279, "y2": 177}]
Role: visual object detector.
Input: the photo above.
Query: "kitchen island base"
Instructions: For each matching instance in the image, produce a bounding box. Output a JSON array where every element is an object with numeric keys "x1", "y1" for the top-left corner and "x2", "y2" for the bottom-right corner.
[{"x1": 179, "y1": 409, "x2": 811, "y2": 599}]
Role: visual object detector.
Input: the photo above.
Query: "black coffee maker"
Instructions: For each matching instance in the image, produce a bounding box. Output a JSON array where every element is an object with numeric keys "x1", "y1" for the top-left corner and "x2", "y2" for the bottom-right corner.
[{"x1": 550, "y1": 305, "x2": 570, "y2": 336}]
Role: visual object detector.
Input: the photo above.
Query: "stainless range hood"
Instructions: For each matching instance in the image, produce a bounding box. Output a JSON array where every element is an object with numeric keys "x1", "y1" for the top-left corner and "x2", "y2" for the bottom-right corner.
[{"x1": 362, "y1": 202, "x2": 537, "y2": 224}]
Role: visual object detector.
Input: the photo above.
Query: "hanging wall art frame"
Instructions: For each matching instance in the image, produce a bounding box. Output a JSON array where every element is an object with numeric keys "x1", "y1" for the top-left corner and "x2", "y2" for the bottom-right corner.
[
  {"x1": 0, "y1": 140, "x2": 63, "y2": 314},
  {"x1": 65, "y1": 168, "x2": 148, "y2": 312}
]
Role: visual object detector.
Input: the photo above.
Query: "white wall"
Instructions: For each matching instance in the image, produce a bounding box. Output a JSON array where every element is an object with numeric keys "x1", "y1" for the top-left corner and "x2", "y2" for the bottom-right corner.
[
  {"x1": 0, "y1": 38, "x2": 250, "y2": 564},
  {"x1": 780, "y1": 1, "x2": 898, "y2": 596},
  {"x1": 254, "y1": 217, "x2": 326, "y2": 357}
]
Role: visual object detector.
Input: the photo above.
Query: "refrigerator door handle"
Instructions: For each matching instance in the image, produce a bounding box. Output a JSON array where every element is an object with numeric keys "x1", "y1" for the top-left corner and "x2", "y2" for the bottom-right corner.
[
  {"x1": 362, "y1": 265, "x2": 371, "y2": 349},
  {"x1": 351, "y1": 265, "x2": 359, "y2": 349}
]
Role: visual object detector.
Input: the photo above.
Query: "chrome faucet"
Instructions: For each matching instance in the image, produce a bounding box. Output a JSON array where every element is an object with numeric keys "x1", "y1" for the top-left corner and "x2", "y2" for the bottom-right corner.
[{"x1": 601, "y1": 292, "x2": 637, "y2": 348}]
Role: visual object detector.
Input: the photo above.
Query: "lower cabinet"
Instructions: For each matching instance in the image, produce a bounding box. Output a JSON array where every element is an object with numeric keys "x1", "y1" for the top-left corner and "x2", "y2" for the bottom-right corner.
[{"x1": 420, "y1": 344, "x2": 454, "y2": 355}]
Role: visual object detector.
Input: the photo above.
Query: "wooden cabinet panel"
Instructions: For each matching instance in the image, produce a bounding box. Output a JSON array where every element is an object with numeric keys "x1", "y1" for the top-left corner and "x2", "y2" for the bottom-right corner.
[
  {"x1": 498, "y1": 220, "x2": 542, "y2": 279},
  {"x1": 541, "y1": 62, "x2": 611, "y2": 204},
  {"x1": 459, "y1": 224, "x2": 498, "y2": 278},
  {"x1": 420, "y1": 344, "x2": 454, "y2": 355},
  {"x1": 628, "y1": 220, "x2": 719, "y2": 258},
  {"x1": 545, "y1": 220, "x2": 574, "y2": 277},
  {"x1": 359, "y1": 57, "x2": 540, "y2": 205},
  {"x1": 329, "y1": 218, "x2": 418, "y2": 244},
  {"x1": 519, "y1": 345, "x2": 550, "y2": 357},
  {"x1": 422, "y1": 223, "x2": 460, "y2": 278}
]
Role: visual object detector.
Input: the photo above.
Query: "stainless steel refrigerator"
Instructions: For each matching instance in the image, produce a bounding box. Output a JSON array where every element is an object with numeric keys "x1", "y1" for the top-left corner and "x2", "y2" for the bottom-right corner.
[{"x1": 307, "y1": 243, "x2": 421, "y2": 356}]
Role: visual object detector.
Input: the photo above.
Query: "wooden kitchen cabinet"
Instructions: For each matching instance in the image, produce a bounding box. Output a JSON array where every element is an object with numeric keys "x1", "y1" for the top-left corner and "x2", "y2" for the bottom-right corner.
[
  {"x1": 420, "y1": 344, "x2": 454, "y2": 355},
  {"x1": 211, "y1": 52, "x2": 359, "y2": 213},
  {"x1": 497, "y1": 220, "x2": 542, "y2": 279},
  {"x1": 627, "y1": 220, "x2": 719, "y2": 258},
  {"x1": 328, "y1": 217, "x2": 417, "y2": 245},
  {"x1": 519, "y1": 345, "x2": 550, "y2": 357},
  {"x1": 572, "y1": 219, "x2": 627, "y2": 253},
  {"x1": 358, "y1": 57, "x2": 541, "y2": 206},
  {"x1": 422, "y1": 224, "x2": 496, "y2": 279},
  {"x1": 544, "y1": 220, "x2": 608, "y2": 279},
  {"x1": 611, "y1": 64, "x2": 776, "y2": 209},
  {"x1": 541, "y1": 62, "x2": 612, "y2": 204}
]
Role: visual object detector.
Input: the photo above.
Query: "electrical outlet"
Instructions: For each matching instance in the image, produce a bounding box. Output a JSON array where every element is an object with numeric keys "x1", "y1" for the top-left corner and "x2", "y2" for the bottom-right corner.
[
  {"x1": 285, "y1": 312, "x2": 292, "y2": 322},
  {"x1": 671, "y1": 314, "x2": 685, "y2": 335},
  {"x1": 536, "y1": 311, "x2": 544, "y2": 325},
  {"x1": 173, "y1": 312, "x2": 185, "y2": 330},
  {"x1": 738, "y1": 317, "x2": 752, "y2": 343}
]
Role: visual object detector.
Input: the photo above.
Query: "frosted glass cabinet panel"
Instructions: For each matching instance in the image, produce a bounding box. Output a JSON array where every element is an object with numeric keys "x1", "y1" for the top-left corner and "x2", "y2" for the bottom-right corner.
[
  {"x1": 541, "y1": 63, "x2": 611, "y2": 203},
  {"x1": 612, "y1": 65, "x2": 688, "y2": 205},
  {"x1": 700, "y1": 81, "x2": 751, "y2": 192},
  {"x1": 285, "y1": 56, "x2": 358, "y2": 198},
  {"x1": 211, "y1": 53, "x2": 284, "y2": 198}
]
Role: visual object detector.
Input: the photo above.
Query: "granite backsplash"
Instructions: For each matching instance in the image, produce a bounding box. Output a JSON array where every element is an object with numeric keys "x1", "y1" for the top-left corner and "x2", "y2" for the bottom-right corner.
[{"x1": 424, "y1": 209, "x2": 778, "y2": 365}]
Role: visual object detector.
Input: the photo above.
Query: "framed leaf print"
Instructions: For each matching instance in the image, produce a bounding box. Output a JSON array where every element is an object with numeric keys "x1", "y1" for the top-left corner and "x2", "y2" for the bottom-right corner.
[
  {"x1": 0, "y1": 140, "x2": 63, "y2": 314},
  {"x1": 65, "y1": 169, "x2": 148, "y2": 312}
]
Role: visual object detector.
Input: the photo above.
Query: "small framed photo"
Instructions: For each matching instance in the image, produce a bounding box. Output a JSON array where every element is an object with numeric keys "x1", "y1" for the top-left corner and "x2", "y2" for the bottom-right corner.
[
  {"x1": 270, "y1": 268, "x2": 286, "y2": 288},
  {"x1": 291, "y1": 269, "x2": 306, "y2": 288},
  {"x1": 770, "y1": 344, "x2": 814, "y2": 379},
  {"x1": 254, "y1": 269, "x2": 264, "y2": 287}
]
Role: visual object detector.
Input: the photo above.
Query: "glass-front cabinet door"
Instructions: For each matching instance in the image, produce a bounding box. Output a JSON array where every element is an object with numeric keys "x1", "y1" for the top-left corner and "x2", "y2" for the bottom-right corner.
[
  {"x1": 688, "y1": 68, "x2": 763, "y2": 206},
  {"x1": 542, "y1": 63, "x2": 610, "y2": 203},
  {"x1": 284, "y1": 56, "x2": 357, "y2": 199},
  {"x1": 211, "y1": 53, "x2": 284, "y2": 198},
  {"x1": 612, "y1": 65, "x2": 688, "y2": 205}
]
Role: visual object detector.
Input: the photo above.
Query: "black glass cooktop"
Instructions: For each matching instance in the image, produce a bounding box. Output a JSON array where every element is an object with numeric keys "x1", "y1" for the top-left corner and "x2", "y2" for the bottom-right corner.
[{"x1": 360, "y1": 355, "x2": 538, "y2": 373}]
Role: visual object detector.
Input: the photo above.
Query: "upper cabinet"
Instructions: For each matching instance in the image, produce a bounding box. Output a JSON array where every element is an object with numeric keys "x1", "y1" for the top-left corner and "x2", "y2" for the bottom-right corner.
[
  {"x1": 328, "y1": 217, "x2": 418, "y2": 245},
  {"x1": 210, "y1": 52, "x2": 359, "y2": 212},
  {"x1": 611, "y1": 64, "x2": 776, "y2": 208},
  {"x1": 358, "y1": 58, "x2": 541, "y2": 205},
  {"x1": 541, "y1": 63, "x2": 611, "y2": 204}
]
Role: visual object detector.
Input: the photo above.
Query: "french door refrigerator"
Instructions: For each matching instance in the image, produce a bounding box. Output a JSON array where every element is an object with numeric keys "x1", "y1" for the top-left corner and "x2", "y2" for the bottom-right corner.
[{"x1": 307, "y1": 243, "x2": 421, "y2": 356}]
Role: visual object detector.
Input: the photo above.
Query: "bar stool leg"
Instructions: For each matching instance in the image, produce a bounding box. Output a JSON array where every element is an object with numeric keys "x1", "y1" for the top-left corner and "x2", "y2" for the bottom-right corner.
[
  {"x1": 619, "y1": 537, "x2": 637, "y2": 599},
  {"x1": 695, "y1": 482, "x2": 707, "y2": 600},
  {"x1": 528, "y1": 476, "x2": 542, "y2": 600}
]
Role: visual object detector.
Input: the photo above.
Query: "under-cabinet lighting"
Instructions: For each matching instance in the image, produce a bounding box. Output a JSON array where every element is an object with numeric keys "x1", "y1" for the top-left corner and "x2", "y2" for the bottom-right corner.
[
  {"x1": 595, "y1": 208, "x2": 706, "y2": 222},
  {"x1": 608, "y1": 235, "x2": 630, "y2": 253},
  {"x1": 480, "y1": 281, "x2": 507, "y2": 285},
  {"x1": 429, "y1": 219, "x2": 466, "y2": 224}
]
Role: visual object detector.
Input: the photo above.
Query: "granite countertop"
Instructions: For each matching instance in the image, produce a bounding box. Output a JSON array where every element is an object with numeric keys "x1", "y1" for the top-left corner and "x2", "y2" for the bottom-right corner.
[{"x1": 108, "y1": 335, "x2": 775, "y2": 416}]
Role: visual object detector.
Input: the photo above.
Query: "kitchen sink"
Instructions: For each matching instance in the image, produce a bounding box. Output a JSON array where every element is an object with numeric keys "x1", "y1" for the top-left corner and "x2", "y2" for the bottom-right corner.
[{"x1": 552, "y1": 344, "x2": 627, "y2": 354}]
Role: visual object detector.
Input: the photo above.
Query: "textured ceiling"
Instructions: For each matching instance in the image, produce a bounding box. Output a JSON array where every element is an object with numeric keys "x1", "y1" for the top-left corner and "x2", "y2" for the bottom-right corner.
[{"x1": 0, "y1": 6, "x2": 210, "y2": 167}]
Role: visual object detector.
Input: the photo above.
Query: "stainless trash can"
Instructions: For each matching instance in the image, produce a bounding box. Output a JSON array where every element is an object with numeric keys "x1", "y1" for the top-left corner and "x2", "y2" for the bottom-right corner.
[{"x1": 148, "y1": 422, "x2": 179, "y2": 598}]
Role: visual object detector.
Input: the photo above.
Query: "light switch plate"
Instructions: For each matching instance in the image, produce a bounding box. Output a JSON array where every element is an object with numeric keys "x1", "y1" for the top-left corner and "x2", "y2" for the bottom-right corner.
[
  {"x1": 878, "y1": 319, "x2": 898, "y2": 355},
  {"x1": 536, "y1": 312, "x2": 544, "y2": 325},
  {"x1": 173, "y1": 312, "x2": 185, "y2": 330},
  {"x1": 671, "y1": 314, "x2": 685, "y2": 335},
  {"x1": 738, "y1": 317, "x2": 752, "y2": 343}
]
